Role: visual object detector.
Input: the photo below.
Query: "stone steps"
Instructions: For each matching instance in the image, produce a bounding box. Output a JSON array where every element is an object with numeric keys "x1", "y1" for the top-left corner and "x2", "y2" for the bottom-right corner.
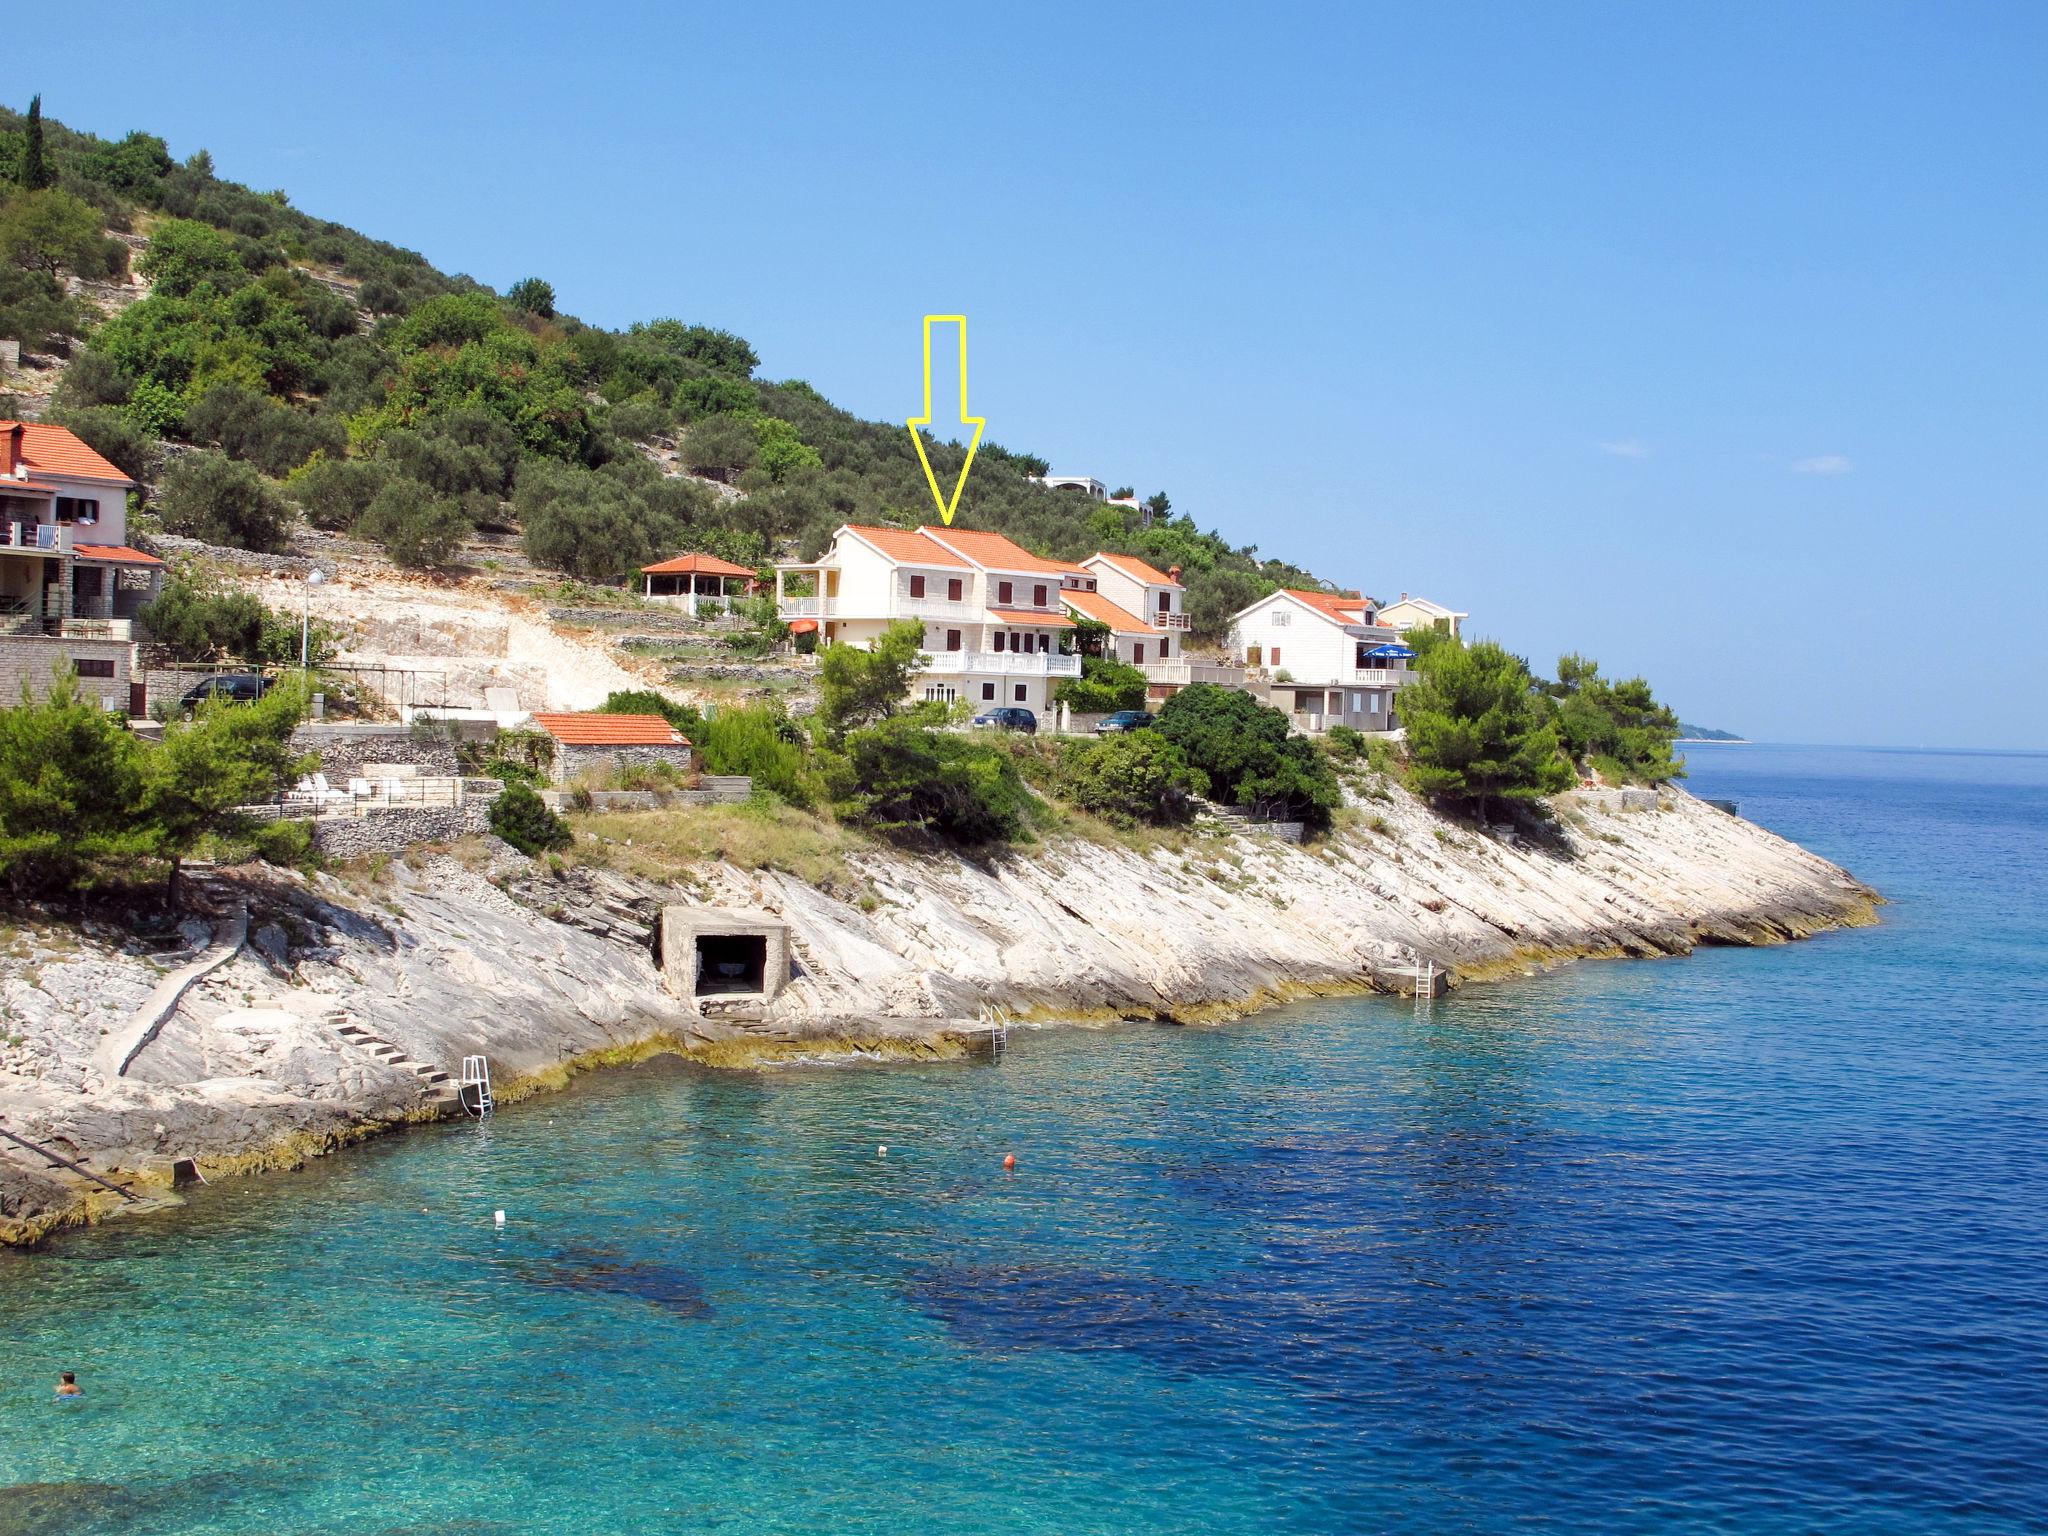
[{"x1": 328, "y1": 1015, "x2": 457, "y2": 1103}]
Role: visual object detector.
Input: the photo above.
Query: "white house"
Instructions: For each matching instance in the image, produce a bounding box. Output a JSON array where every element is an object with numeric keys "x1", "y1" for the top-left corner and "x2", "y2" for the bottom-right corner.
[
  {"x1": 774, "y1": 524, "x2": 1080, "y2": 715},
  {"x1": 1226, "y1": 587, "x2": 1415, "y2": 734},
  {"x1": 0, "y1": 420, "x2": 162, "y2": 642},
  {"x1": 1378, "y1": 592, "x2": 1468, "y2": 638},
  {"x1": 1060, "y1": 586, "x2": 1168, "y2": 667},
  {"x1": 1084, "y1": 552, "x2": 1188, "y2": 632},
  {"x1": 1031, "y1": 474, "x2": 1107, "y2": 500}
]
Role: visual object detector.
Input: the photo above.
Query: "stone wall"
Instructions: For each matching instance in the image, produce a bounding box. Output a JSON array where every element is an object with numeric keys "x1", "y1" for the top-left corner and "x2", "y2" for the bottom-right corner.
[
  {"x1": 540, "y1": 777, "x2": 753, "y2": 813},
  {"x1": 293, "y1": 724, "x2": 470, "y2": 778},
  {"x1": 552, "y1": 741, "x2": 697, "y2": 784},
  {"x1": 309, "y1": 804, "x2": 491, "y2": 859},
  {"x1": 0, "y1": 635, "x2": 133, "y2": 711}
]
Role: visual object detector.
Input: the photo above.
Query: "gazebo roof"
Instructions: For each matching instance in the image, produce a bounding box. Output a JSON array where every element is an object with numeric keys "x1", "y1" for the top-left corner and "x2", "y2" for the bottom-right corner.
[{"x1": 641, "y1": 553, "x2": 757, "y2": 578}]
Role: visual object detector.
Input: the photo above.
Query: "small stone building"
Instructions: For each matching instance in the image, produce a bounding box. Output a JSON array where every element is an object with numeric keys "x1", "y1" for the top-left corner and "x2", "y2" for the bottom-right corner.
[
  {"x1": 530, "y1": 711, "x2": 694, "y2": 785},
  {"x1": 659, "y1": 906, "x2": 792, "y2": 1005}
]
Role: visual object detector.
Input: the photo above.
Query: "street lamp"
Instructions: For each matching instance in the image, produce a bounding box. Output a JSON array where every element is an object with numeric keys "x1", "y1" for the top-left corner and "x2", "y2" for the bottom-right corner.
[{"x1": 301, "y1": 568, "x2": 327, "y2": 669}]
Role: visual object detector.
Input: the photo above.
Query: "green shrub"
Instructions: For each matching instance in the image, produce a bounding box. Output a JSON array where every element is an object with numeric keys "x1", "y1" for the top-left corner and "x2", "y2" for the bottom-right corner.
[
  {"x1": 698, "y1": 702, "x2": 811, "y2": 805},
  {"x1": 481, "y1": 755, "x2": 544, "y2": 788},
  {"x1": 1401, "y1": 637, "x2": 1575, "y2": 813},
  {"x1": 155, "y1": 451, "x2": 296, "y2": 552},
  {"x1": 1058, "y1": 733, "x2": 1207, "y2": 825},
  {"x1": 505, "y1": 276, "x2": 555, "y2": 318},
  {"x1": 824, "y1": 715, "x2": 1028, "y2": 846},
  {"x1": 137, "y1": 217, "x2": 247, "y2": 297},
  {"x1": 1154, "y1": 683, "x2": 1340, "y2": 829},
  {"x1": 489, "y1": 781, "x2": 572, "y2": 855},
  {"x1": 1054, "y1": 655, "x2": 1147, "y2": 714},
  {"x1": 184, "y1": 381, "x2": 345, "y2": 476},
  {"x1": 353, "y1": 476, "x2": 471, "y2": 568},
  {"x1": 595, "y1": 689, "x2": 702, "y2": 736},
  {"x1": 285, "y1": 452, "x2": 388, "y2": 531}
]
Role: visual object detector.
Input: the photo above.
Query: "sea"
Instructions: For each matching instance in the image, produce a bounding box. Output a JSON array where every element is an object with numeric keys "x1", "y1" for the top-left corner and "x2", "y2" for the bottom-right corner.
[{"x1": 0, "y1": 742, "x2": 2043, "y2": 1534}]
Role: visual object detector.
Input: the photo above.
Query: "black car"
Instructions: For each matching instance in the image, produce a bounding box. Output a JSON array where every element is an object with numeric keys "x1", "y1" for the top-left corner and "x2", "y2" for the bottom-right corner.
[
  {"x1": 1094, "y1": 709, "x2": 1155, "y2": 734},
  {"x1": 970, "y1": 706, "x2": 1038, "y2": 734},
  {"x1": 180, "y1": 673, "x2": 273, "y2": 709}
]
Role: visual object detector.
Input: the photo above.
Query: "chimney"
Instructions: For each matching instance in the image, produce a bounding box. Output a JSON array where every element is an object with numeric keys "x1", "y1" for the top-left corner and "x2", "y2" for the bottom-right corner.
[
  {"x1": 1400, "y1": 591, "x2": 1408, "y2": 603},
  {"x1": 1167, "y1": 564, "x2": 1182, "y2": 583},
  {"x1": 0, "y1": 424, "x2": 19, "y2": 479}
]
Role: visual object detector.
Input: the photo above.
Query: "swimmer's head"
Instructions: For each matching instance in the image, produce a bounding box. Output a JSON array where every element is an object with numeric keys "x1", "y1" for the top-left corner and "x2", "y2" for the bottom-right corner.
[{"x1": 59, "y1": 1372, "x2": 75, "y2": 1385}]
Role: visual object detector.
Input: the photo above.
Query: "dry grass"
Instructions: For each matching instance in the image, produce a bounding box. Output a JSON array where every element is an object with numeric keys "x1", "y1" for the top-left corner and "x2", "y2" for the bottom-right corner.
[{"x1": 565, "y1": 800, "x2": 867, "y2": 894}]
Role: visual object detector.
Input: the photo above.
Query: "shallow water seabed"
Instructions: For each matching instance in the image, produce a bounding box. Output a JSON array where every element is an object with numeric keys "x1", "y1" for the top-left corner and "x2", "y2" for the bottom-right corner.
[{"x1": 0, "y1": 744, "x2": 2044, "y2": 1534}]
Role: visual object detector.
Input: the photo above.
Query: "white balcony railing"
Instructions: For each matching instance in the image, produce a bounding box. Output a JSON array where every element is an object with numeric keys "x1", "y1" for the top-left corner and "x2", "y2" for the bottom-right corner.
[
  {"x1": 1349, "y1": 667, "x2": 1413, "y2": 688},
  {"x1": 1154, "y1": 612, "x2": 1191, "y2": 630},
  {"x1": 918, "y1": 650, "x2": 1082, "y2": 678},
  {"x1": 1140, "y1": 659, "x2": 1245, "y2": 686}
]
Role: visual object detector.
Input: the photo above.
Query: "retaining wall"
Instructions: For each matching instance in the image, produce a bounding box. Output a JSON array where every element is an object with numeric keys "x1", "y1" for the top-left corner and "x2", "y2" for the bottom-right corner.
[
  {"x1": 309, "y1": 804, "x2": 492, "y2": 858},
  {"x1": 293, "y1": 724, "x2": 471, "y2": 778}
]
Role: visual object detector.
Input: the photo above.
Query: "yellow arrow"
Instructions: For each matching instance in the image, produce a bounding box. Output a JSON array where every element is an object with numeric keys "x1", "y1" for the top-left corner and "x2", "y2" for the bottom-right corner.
[{"x1": 905, "y1": 315, "x2": 985, "y2": 527}]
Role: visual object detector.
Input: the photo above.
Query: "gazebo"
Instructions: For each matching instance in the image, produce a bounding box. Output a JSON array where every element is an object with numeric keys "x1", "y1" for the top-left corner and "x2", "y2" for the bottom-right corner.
[{"x1": 640, "y1": 553, "x2": 759, "y2": 615}]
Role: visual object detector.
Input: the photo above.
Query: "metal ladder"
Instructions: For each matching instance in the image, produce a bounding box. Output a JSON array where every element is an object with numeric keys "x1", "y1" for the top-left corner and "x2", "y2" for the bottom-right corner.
[
  {"x1": 979, "y1": 1003, "x2": 1010, "y2": 1062},
  {"x1": 1414, "y1": 958, "x2": 1436, "y2": 1009},
  {"x1": 459, "y1": 1056, "x2": 495, "y2": 1118}
]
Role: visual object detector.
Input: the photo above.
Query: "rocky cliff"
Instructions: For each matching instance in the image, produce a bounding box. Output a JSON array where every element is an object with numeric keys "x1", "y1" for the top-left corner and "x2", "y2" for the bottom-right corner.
[{"x1": 0, "y1": 782, "x2": 1875, "y2": 1246}]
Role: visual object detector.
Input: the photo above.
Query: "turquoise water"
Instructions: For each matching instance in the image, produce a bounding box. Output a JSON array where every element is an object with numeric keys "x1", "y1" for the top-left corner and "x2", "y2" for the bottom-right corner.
[{"x1": 3, "y1": 744, "x2": 2046, "y2": 1533}]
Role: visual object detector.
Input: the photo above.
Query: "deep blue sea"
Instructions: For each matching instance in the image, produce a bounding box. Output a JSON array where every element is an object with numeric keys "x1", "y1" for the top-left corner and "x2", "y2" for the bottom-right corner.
[{"x1": 2, "y1": 744, "x2": 2045, "y2": 1534}]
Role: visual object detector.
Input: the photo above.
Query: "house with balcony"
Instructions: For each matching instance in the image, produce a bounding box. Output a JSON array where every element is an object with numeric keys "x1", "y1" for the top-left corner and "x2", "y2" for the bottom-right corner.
[
  {"x1": 1085, "y1": 553, "x2": 1188, "y2": 633},
  {"x1": 774, "y1": 524, "x2": 1081, "y2": 714},
  {"x1": 1226, "y1": 588, "x2": 1416, "y2": 734},
  {"x1": 1378, "y1": 592, "x2": 1468, "y2": 638},
  {"x1": 0, "y1": 421, "x2": 162, "y2": 641}
]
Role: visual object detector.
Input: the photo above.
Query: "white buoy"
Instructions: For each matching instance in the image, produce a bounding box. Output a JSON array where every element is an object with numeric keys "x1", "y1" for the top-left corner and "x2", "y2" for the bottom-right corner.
[
  {"x1": 877, "y1": 1145, "x2": 888, "y2": 1157},
  {"x1": 493, "y1": 1209, "x2": 506, "y2": 1227}
]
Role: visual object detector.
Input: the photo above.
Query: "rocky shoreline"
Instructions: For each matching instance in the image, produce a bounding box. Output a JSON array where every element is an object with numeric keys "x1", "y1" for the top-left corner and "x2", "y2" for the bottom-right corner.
[{"x1": 0, "y1": 783, "x2": 1877, "y2": 1248}]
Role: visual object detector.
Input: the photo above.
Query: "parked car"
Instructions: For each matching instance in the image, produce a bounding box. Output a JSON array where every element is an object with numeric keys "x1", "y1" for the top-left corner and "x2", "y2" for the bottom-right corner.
[
  {"x1": 1094, "y1": 709, "x2": 1155, "y2": 734},
  {"x1": 970, "y1": 706, "x2": 1038, "y2": 734},
  {"x1": 180, "y1": 673, "x2": 273, "y2": 710}
]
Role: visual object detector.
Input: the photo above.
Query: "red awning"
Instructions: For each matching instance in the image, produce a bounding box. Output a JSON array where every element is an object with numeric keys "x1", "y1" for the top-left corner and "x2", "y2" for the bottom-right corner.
[{"x1": 787, "y1": 618, "x2": 819, "y2": 634}]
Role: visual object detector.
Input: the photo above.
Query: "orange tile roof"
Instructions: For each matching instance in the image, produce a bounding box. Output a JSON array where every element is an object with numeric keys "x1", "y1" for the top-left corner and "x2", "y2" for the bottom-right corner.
[
  {"x1": 640, "y1": 552, "x2": 757, "y2": 577},
  {"x1": 986, "y1": 608, "x2": 1076, "y2": 628},
  {"x1": 72, "y1": 544, "x2": 164, "y2": 565},
  {"x1": 925, "y1": 526, "x2": 1070, "y2": 575},
  {"x1": 1061, "y1": 589, "x2": 1159, "y2": 634},
  {"x1": 0, "y1": 422, "x2": 134, "y2": 485},
  {"x1": 1090, "y1": 551, "x2": 1181, "y2": 588},
  {"x1": 530, "y1": 712, "x2": 690, "y2": 746},
  {"x1": 1048, "y1": 557, "x2": 1093, "y2": 575},
  {"x1": 1281, "y1": 588, "x2": 1376, "y2": 625},
  {"x1": 841, "y1": 524, "x2": 971, "y2": 569}
]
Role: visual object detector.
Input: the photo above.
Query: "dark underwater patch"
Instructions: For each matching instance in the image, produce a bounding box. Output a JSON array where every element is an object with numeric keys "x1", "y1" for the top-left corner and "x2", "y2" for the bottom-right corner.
[{"x1": 516, "y1": 1244, "x2": 713, "y2": 1317}]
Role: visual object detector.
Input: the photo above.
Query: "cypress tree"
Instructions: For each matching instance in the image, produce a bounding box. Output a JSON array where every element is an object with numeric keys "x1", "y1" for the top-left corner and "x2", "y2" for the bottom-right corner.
[{"x1": 21, "y1": 94, "x2": 52, "y2": 190}]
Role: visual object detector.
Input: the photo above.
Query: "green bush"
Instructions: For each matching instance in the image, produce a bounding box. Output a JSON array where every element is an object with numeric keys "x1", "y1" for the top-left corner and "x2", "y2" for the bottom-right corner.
[
  {"x1": 489, "y1": 781, "x2": 572, "y2": 856},
  {"x1": 1054, "y1": 655, "x2": 1147, "y2": 714},
  {"x1": 136, "y1": 217, "x2": 247, "y2": 297},
  {"x1": 184, "y1": 381, "x2": 345, "y2": 476},
  {"x1": 0, "y1": 668, "x2": 151, "y2": 896},
  {"x1": 155, "y1": 451, "x2": 296, "y2": 552},
  {"x1": 1154, "y1": 683, "x2": 1340, "y2": 828},
  {"x1": 680, "y1": 413, "x2": 758, "y2": 480},
  {"x1": 1058, "y1": 733, "x2": 1207, "y2": 825},
  {"x1": 505, "y1": 276, "x2": 555, "y2": 318},
  {"x1": 697, "y1": 702, "x2": 811, "y2": 805},
  {"x1": 353, "y1": 476, "x2": 472, "y2": 568},
  {"x1": 824, "y1": 715, "x2": 1029, "y2": 846},
  {"x1": 595, "y1": 689, "x2": 702, "y2": 736},
  {"x1": 285, "y1": 452, "x2": 389, "y2": 531},
  {"x1": 482, "y1": 755, "x2": 545, "y2": 788},
  {"x1": 1545, "y1": 654, "x2": 1683, "y2": 785}
]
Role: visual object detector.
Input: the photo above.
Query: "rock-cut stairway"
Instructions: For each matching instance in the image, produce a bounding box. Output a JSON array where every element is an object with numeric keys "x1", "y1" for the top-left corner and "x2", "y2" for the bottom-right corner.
[{"x1": 326, "y1": 1013, "x2": 457, "y2": 1107}]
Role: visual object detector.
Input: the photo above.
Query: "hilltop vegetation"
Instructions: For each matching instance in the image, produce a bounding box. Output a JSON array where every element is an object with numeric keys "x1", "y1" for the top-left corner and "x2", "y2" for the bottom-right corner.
[{"x1": 0, "y1": 100, "x2": 1323, "y2": 634}]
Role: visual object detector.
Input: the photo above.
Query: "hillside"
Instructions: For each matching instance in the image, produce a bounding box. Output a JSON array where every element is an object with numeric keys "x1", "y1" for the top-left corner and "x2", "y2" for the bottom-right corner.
[{"x1": 0, "y1": 101, "x2": 1325, "y2": 636}]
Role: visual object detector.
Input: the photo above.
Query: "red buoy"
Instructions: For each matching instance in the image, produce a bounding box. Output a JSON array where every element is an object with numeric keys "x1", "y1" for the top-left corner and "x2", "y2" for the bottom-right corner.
[{"x1": 1003, "y1": 1153, "x2": 1016, "y2": 1171}]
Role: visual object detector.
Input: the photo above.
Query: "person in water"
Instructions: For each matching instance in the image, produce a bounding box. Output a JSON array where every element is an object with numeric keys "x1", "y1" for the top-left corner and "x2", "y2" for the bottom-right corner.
[{"x1": 54, "y1": 1372, "x2": 81, "y2": 1399}]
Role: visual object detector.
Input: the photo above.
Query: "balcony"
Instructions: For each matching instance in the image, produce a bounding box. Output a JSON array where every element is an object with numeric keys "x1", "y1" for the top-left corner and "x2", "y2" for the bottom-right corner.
[
  {"x1": 918, "y1": 650, "x2": 1082, "y2": 678},
  {"x1": 1349, "y1": 667, "x2": 1413, "y2": 688},
  {"x1": 1140, "y1": 659, "x2": 1245, "y2": 687},
  {"x1": 0, "y1": 521, "x2": 68, "y2": 553},
  {"x1": 1155, "y1": 612, "x2": 1191, "y2": 630}
]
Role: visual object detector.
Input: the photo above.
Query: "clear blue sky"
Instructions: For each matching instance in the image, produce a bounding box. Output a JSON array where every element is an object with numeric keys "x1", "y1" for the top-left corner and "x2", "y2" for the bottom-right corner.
[{"x1": 18, "y1": 2, "x2": 2047, "y2": 747}]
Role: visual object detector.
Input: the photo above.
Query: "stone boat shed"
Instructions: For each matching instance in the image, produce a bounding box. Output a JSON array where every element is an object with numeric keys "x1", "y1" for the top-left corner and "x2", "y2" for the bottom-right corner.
[
  {"x1": 531, "y1": 711, "x2": 693, "y2": 784},
  {"x1": 659, "y1": 906, "x2": 792, "y2": 1008}
]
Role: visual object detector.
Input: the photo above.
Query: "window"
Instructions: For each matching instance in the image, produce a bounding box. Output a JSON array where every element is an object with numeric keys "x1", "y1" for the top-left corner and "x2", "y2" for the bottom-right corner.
[
  {"x1": 55, "y1": 497, "x2": 99, "y2": 526},
  {"x1": 945, "y1": 628, "x2": 961, "y2": 651},
  {"x1": 1351, "y1": 692, "x2": 1363, "y2": 712},
  {"x1": 993, "y1": 631, "x2": 1006, "y2": 652},
  {"x1": 948, "y1": 577, "x2": 963, "y2": 601},
  {"x1": 1157, "y1": 591, "x2": 1171, "y2": 612},
  {"x1": 75, "y1": 658, "x2": 116, "y2": 678},
  {"x1": 982, "y1": 682, "x2": 996, "y2": 701},
  {"x1": 1037, "y1": 633, "x2": 1049, "y2": 652},
  {"x1": 909, "y1": 574, "x2": 926, "y2": 598},
  {"x1": 1272, "y1": 609, "x2": 1291, "y2": 627},
  {"x1": 1271, "y1": 648, "x2": 1281, "y2": 665},
  {"x1": 1370, "y1": 691, "x2": 1383, "y2": 712},
  {"x1": 1362, "y1": 610, "x2": 1375, "y2": 625},
  {"x1": 1247, "y1": 645, "x2": 1263, "y2": 666},
  {"x1": 1134, "y1": 642, "x2": 1146, "y2": 664},
  {"x1": 924, "y1": 684, "x2": 957, "y2": 702},
  {"x1": 998, "y1": 580, "x2": 1014, "y2": 604},
  {"x1": 1158, "y1": 637, "x2": 1170, "y2": 659},
  {"x1": 1033, "y1": 584, "x2": 1048, "y2": 606},
  {"x1": 1014, "y1": 684, "x2": 1027, "y2": 702}
]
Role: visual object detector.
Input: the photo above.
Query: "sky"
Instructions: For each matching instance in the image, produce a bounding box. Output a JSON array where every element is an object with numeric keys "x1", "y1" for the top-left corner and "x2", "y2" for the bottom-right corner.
[{"x1": 15, "y1": 1, "x2": 2047, "y2": 747}]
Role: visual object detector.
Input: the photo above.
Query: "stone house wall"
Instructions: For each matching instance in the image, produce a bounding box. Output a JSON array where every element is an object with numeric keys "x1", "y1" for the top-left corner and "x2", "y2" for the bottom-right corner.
[
  {"x1": 0, "y1": 635, "x2": 133, "y2": 710},
  {"x1": 309, "y1": 804, "x2": 492, "y2": 859},
  {"x1": 551, "y1": 741, "x2": 696, "y2": 785}
]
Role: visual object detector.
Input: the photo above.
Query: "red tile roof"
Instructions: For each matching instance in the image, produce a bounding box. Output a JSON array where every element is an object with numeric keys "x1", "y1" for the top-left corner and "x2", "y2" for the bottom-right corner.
[
  {"x1": 986, "y1": 608, "x2": 1076, "y2": 628},
  {"x1": 0, "y1": 422, "x2": 134, "y2": 485},
  {"x1": 530, "y1": 712, "x2": 691, "y2": 746},
  {"x1": 842, "y1": 524, "x2": 971, "y2": 569},
  {"x1": 1089, "y1": 551, "x2": 1181, "y2": 588},
  {"x1": 1281, "y1": 588, "x2": 1376, "y2": 625},
  {"x1": 1061, "y1": 589, "x2": 1159, "y2": 634},
  {"x1": 925, "y1": 526, "x2": 1070, "y2": 575},
  {"x1": 640, "y1": 552, "x2": 758, "y2": 577},
  {"x1": 72, "y1": 544, "x2": 164, "y2": 566}
]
